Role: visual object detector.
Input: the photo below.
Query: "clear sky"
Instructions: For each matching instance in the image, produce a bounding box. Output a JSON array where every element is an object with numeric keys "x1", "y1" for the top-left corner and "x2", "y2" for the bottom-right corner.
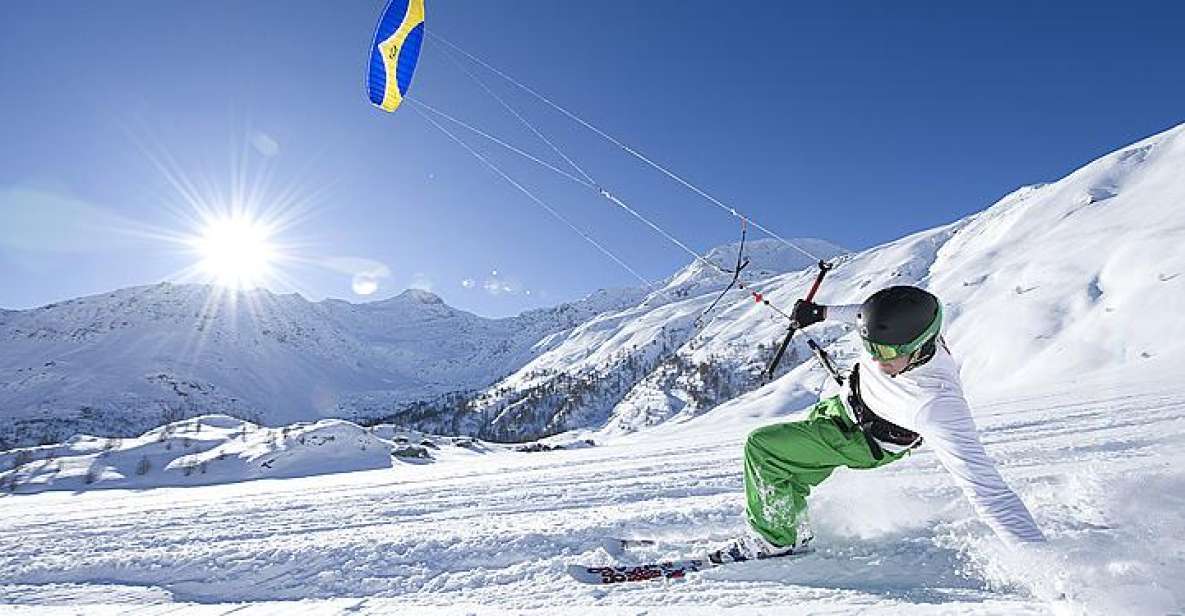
[{"x1": 2, "y1": 1, "x2": 1183, "y2": 317}]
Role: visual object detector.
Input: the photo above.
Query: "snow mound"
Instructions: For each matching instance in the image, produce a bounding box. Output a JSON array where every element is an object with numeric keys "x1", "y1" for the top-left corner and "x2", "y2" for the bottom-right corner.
[{"x1": 0, "y1": 414, "x2": 496, "y2": 494}]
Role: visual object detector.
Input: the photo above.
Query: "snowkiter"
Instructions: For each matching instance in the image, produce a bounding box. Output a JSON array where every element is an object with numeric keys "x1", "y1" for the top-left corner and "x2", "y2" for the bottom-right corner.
[{"x1": 713, "y1": 285, "x2": 1045, "y2": 563}]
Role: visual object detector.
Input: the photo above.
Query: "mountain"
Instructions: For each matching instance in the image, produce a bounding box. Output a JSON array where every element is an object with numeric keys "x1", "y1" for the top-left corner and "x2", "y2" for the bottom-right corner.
[
  {"x1": 0, "y1": 231, "x2": 840, "y2": 450},
  {"x1": 3, "y1": 123, "x2": 1183, "y2": 451},
  {"x1": 647, "y1": 237, "x2": 846, "y2": 303},
  {"x1": 403, "y1": 122, "x2": 1185, "y2": 441},
  {"x1": 378, "y1": 237, "x2": 848, "y2": 440},
  {"x1": 0, "y1": 283, "x2": 647, "y2": 449}
]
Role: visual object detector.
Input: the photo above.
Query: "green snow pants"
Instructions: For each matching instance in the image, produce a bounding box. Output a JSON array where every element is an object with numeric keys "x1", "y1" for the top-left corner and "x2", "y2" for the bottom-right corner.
[{"x1": 744, "y1": 395, "x2": 911, "y2": 547}]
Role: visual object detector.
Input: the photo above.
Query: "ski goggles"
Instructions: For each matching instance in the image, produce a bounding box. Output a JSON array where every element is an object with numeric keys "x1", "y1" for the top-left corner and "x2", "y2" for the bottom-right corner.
[
  {"x1": 860, "y1": 307, "x2": 943, "y2": 362},
  {"x1": 861, "y1": 338, "x2": 918, "y2": 362}
]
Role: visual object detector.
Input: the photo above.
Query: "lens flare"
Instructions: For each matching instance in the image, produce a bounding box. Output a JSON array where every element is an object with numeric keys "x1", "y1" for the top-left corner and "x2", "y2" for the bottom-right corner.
[{"x1": 193, "y1": 214, "x2": 277, "y2": 289}]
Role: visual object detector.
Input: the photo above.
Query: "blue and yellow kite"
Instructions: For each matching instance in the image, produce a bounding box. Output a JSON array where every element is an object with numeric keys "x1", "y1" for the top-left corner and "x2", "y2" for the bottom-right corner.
[{"x1": 366, "y1": 0, "x2": 425, "y2": 113}]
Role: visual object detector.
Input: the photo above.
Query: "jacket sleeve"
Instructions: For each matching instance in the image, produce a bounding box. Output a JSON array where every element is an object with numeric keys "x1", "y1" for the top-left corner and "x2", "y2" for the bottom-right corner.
[
  {"x1": 915, "y1": 396, "x2": 1046, "y2": 545},
  {"x1": 825, "y1": 304, "x2": 862, "y2": 324}
]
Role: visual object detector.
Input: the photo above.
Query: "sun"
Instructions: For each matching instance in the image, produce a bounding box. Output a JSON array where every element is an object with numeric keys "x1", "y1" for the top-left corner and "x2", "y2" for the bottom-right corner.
[{"x1": 194, "y1": 214, "x2": 277, "y2": 289}]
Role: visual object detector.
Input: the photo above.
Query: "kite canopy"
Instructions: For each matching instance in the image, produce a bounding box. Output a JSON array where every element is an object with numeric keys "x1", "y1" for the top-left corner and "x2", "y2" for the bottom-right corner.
[{"x1": 366, "y1": 0, "x2": 425, "y2": 113}]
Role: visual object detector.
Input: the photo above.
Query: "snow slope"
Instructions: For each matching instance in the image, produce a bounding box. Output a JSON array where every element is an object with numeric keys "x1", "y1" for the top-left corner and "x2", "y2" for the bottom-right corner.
[{"x1": 0, "y1": 366, "x2": 1181, "y2": 614}]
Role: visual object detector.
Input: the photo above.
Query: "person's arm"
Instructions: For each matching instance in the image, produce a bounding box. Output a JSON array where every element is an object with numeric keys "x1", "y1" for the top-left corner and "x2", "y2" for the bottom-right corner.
[
  {"x1": 822, "y1": 304, "x2": 861, "y2": 324},
  {"x1": 791, "y1": 301, "x2": 861, "y2": 327},
  {"x1": 916, "y1": 397, "x2": 1046, "y2": 545}
]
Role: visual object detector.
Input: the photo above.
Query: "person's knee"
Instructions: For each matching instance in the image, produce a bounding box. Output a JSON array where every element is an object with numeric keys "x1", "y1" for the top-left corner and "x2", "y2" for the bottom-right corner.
[{"x1": 745, "y1": 424, "x2": 779, "y2": 457}]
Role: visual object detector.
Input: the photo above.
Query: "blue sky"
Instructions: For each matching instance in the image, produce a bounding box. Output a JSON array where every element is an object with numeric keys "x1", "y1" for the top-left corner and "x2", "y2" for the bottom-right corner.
[{"x1": 2, "y1": 1, "x2": 1182, "y2": 317}]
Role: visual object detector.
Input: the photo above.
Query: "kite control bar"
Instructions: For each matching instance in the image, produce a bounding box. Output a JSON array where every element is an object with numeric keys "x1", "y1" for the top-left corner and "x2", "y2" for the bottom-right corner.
[{"x1": 764, "y1": 260, "x2": 833, "y2": 381}]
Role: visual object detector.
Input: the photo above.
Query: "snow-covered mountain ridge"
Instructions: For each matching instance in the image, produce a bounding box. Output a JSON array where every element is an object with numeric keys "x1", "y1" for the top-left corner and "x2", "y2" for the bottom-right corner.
[
  {"x1": 410, "y1": 122, "x2": 1185, "y2": 442},
  {"x1": 4, "y1": 122, "x2": 1183, "y2": 451},
  {"x1": 0, "y1": 282, "x2": 649, "y2": 449},
  {"x1": 0, "y1": 232, "x2": 841, "y2": 450}
]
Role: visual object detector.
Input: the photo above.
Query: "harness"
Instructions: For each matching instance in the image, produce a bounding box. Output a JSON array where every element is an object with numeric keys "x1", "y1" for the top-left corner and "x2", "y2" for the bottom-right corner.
[{"x1": 845, "y1": 364, "x2": 923, "y2": 460}]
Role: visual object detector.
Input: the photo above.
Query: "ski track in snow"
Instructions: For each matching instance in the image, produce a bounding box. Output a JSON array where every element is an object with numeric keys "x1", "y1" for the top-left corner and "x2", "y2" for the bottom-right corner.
[{"x1": 2, "y1": 373, "x2": 1183, "y2": 615}]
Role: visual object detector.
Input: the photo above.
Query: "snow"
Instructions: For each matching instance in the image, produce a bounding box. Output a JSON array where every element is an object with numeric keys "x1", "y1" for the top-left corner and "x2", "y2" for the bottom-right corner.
[
  {"x1": 1, "y1": 123, "x2": 1184, "y2": 613},
  {"x1": 0, "y1": 415, "x2": 494, "y2": 494},
  {"x1": 2, "y1": 367, "x2": 1182, "y2": 613}
]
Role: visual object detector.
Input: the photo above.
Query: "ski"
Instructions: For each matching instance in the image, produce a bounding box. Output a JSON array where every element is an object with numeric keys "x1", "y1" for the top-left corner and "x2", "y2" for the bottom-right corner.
[
  {"x1": 568, "y1": 547, "x2": 815, "y2": 585},
  {"x1": 567, "y1": 558, "x2": 716, "y2": 585}
]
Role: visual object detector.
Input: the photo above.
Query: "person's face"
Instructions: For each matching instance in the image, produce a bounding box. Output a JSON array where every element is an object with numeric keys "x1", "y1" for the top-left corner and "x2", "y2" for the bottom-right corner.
[{"x1": 875, "y1": 353, "x2": 913, "y2": 376}]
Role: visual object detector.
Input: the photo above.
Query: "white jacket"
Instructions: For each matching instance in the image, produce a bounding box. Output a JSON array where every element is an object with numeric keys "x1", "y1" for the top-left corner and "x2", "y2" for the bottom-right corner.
[{"x1": 827, "y1": 304, "x2": 1046, "y2": 544}]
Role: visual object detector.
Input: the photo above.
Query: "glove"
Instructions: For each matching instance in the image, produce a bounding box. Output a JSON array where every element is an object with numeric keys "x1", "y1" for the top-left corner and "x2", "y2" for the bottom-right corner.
[{"x1": 792, "y1": 300, "x2": 826, "y2": 328}]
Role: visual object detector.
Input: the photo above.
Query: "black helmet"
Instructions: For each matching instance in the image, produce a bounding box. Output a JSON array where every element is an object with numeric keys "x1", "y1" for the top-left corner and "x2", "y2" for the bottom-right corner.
[{"x1": 857, "y1": 286, "x2": 943, "y2": 361}]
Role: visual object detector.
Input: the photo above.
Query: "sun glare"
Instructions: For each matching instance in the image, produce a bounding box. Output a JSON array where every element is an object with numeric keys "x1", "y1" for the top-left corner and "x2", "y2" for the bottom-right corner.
[{"x1": 194, "y1": 215, "x2": 277, "y2": 289}]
